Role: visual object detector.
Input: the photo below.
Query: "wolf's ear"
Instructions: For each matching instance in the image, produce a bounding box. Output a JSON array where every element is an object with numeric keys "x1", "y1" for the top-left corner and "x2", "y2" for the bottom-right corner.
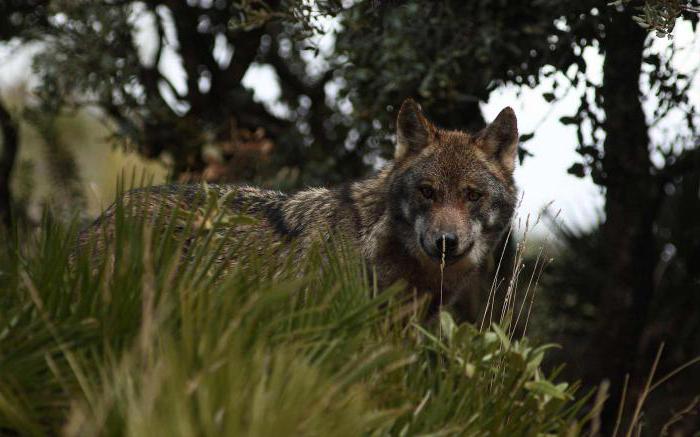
[
  {"x1": 395, "y1": 98, "x2": 434, "y2": 160},
  {"x1": 478, "y1": 107, "x2": 518, "y2": 172}
]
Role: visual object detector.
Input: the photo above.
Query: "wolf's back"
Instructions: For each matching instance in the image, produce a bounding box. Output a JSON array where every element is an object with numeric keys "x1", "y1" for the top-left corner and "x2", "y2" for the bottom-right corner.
[{"x1": 76, "y1": 184, "x2": 295, "y2": 262}]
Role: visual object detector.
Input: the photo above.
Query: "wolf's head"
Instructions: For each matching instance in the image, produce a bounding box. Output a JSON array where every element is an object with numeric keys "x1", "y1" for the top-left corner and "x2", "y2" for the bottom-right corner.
[{"x1": 387, "y1": 98, "x2": 519, "y2": 270}]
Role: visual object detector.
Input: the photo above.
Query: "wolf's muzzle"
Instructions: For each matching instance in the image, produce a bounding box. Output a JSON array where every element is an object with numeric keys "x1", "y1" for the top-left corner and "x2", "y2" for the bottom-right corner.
[
  {"x1": 435, "y1": 233, "x2": 458, "y2": 255},
  {"x1": 420, "y1": 235, "x2": 474, "y2": 265}
]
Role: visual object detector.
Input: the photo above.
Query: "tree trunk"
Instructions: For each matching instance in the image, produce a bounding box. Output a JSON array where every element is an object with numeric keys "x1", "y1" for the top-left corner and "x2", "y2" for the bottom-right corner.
[
  {"x1": 0, "y1": 97, "x2": 18, "y2": 228},
  {"x1": 593, "y1": 8, "x2": 659, "y2": 431}
]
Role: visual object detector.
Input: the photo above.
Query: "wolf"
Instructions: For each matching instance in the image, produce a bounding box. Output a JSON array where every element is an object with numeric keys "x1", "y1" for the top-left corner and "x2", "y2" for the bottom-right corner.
[{"x1": 79, "y1": 99, "x2": 519, "y2": 318}]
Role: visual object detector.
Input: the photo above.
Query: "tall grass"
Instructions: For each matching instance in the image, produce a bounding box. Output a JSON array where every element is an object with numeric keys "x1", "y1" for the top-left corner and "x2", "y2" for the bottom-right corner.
[{"x1": 0, "y1": 189, "x2": 587, "y2": 436}]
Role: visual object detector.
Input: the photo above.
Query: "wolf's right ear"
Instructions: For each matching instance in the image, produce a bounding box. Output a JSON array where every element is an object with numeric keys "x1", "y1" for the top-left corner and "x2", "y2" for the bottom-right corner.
[
  {"x1": 478, "y1": 107, "x2": 519, "y2": 173},
  {"x1": 395, "y1": 98, "x2": 434, "y2": 160}
]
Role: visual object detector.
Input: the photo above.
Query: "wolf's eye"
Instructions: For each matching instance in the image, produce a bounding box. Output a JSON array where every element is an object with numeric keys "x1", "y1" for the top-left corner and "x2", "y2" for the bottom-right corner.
[
  {"x1": 419, "y1": 185, "x2": 435, "y2": 200},
  {"x1": 465, "y1": 189, "x2": 482, "y2": 202}
]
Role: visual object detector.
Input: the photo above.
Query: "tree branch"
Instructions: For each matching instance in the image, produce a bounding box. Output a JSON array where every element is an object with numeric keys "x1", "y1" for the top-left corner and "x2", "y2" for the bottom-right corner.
[
  {"x1": 0, "y1": 97, "x2": 19, "y2": 227},
  {"x1": 236, "y1": 95, "x2": 292, "y2": 137},
  {"x1": 149, "y1": 3, "x2": 165, "y2": 69},
  {"x1": 159, "y1": 75, "x2": 185, "y2": 102},
  {"x1": 224, "y1": 27, "x2": 266, "y2": 86},
  {"x1": 660, "y1": 145, "x2": 700, "y2": 181},
  {"x1": 164, "y1": 0, "x2": 205, "y2": 112}
]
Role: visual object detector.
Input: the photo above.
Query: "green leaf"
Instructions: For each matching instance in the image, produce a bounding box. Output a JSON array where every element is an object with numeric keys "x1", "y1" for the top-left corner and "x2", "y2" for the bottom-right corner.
[
  {"x1": 519, "y1": 132, "x2": 535, "y2": 143},
  {"x1": 439, "y1": 311, "x2": 457, "y2": 343},
  {"x1": 491, "y1": 323, "x2": 511, "y2": 350},
  {"x1": 559, "y1": 115, "x2": 579, "y2": 125},
  {"x1": 525, "y1": 380, "x2": 571, "y2": 400},
  {"x1": 567, "y1": 163, "x2": 586, "y2": 178}
]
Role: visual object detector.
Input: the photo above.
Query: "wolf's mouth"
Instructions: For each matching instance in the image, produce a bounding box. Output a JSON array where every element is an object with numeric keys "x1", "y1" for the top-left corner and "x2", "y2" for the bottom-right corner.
[{"x1": 420, "y1": 240, "x2": 475, "y2": 265}]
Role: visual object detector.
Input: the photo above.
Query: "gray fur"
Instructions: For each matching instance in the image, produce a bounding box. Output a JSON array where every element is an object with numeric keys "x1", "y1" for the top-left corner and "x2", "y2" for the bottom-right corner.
[{"x1": 78, "y1": 100, "x2": 519, "y2": 318}]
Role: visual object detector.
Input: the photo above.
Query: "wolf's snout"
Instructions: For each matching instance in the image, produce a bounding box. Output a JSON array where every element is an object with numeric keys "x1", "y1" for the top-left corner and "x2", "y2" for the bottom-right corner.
[{"x1": 436, "y1": 233, "x2": 458, "y2": 256}]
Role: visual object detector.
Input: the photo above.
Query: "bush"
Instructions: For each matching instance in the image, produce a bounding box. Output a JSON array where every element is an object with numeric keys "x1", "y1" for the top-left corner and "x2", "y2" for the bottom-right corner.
[{"x1": 0, "y1": 192, "x2": 587, "y2": 436}]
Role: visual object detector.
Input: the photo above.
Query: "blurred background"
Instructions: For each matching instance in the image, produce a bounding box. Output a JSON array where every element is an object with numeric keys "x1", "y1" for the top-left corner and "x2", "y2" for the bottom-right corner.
[{"x1": 0, "y1": 0, "x2": 698, "y2": 433}]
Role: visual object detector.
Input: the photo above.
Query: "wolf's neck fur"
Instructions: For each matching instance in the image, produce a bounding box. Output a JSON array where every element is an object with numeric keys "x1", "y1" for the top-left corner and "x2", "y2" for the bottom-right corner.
[
  {"x1": 275, "y1": 164, "x2": 394, "y2": 261},
  {"x1": 343, "y1": 165, "x2": 395, "y2": 259}
]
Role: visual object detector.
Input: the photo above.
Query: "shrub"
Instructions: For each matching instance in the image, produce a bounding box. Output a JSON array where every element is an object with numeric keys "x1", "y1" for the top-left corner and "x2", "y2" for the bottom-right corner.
[{"x1": 0, "y1": 192, "x2": 587, "y2": 436}]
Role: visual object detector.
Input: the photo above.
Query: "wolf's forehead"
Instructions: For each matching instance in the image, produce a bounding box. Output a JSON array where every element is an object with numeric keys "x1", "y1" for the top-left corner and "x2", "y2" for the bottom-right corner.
[
  {"x1": 428, "y1": 137, "x2": 488, "y2": 166},
  {"x1": 432, "y1": 130, "x2": 482, "y2": 157},
  {"x1": 411, "y1": 146, "x2": 504, "y2": 190},
  {"x1": 436, "y1": 129, "x2": 473, "y2": 145}
]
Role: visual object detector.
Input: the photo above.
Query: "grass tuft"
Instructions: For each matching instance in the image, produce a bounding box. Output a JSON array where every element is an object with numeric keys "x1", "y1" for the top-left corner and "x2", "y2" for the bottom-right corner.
[{"x1": 0, "y1": 192, "x2": 587, "y2": 436}]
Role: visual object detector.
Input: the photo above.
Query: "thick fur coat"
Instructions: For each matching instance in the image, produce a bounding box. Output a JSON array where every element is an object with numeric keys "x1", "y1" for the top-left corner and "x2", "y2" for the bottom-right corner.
[{"x1": 79, "y1": 99, "x2": 519, "y2": 317}]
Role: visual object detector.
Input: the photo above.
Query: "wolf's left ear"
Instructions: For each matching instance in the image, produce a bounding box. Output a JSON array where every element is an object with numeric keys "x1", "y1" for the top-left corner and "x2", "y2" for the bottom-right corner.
[
  {"x1": 478, "y1": 107, "x2": 518, "y2": 172},
  {"x1": 395, "y1": 98, "x2": 435, "y2": 160}
]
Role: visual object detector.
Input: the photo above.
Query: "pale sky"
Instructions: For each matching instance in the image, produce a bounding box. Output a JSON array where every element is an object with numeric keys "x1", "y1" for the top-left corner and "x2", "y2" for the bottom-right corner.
[{"x1": 1, "y1": 13, "x2": 698, "y2": 238}]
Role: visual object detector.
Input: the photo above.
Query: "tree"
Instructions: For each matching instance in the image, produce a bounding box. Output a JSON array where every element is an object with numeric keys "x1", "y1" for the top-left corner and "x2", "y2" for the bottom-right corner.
[
  {"x1": 612, "y1": 0, "x2": 700, "y2": 36},
  {"x1": 548, "y1": 2, "x2": 698, "y2": 430},
  {"x1": 31, "y1": 0, "x2": 362, "y2": 186},
  {"x1": 335, "y1": 0, "x2": 699, "y2": 432},
  {"x1": 0, "y1": 99, "x2": 18, "y2": 228},
  {"x1": 0, "y1": 0, "x2": 50, "y2": 227},
  {"x1": 334, "y1": 0, "x2": 577, "y2": 158}
]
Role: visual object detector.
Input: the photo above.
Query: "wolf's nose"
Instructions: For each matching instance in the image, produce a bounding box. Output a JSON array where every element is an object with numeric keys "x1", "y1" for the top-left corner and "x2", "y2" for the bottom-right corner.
[{"x1": 436, "y1": 233, "x2": 458, "y2": 255}]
